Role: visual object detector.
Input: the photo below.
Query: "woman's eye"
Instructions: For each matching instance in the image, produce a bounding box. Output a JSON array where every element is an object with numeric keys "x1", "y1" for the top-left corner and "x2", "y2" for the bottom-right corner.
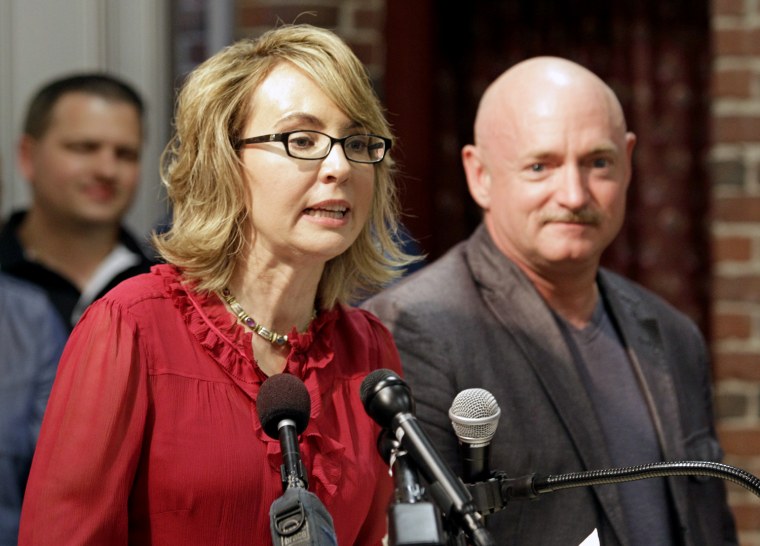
[
  {"x1": 347, "y1": 139, "x2": 368, "y2": 152},
  {"x1": 290, "y1": 137, "x2": 315, "y2": 149}
]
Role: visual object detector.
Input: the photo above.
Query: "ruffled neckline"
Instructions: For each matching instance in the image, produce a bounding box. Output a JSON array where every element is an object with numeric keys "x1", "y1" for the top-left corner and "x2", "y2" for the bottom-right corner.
[{"x1": 154, "y1": 264, "x2": 346, "y2": 499}]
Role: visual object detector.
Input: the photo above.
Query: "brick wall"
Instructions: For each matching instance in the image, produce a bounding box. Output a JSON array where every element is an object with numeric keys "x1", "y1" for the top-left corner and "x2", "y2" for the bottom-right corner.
[{"x1": 712, "y1": 0, "x2": 760, "y2": 543}]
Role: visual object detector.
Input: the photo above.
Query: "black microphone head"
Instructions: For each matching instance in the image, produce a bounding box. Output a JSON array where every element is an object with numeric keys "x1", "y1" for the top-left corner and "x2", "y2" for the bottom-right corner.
[
  {"x1": 360, "y1": 368, "x2": 415, "y2": 428},
  {"x1": 257, "y1": 374, "x2": 311, "y2": 439},
  {"x1": 448, "y1": 389, "x2": 501, "y2": 447}
]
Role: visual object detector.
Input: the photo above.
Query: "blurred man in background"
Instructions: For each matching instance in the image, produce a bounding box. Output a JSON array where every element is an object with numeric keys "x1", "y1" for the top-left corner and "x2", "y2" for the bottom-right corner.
[{"x1": 0, "y1": 73, "x2": 155, "y2": 330}]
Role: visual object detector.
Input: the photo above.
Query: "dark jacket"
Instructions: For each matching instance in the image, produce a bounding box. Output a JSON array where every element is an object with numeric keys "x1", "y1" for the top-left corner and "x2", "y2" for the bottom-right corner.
[
  {"x1": 363, "y1": 223, "x2": 737, "y2": 546},
  {"x1": 0, "y1": 211, "x2": 156, "y2": 331}
]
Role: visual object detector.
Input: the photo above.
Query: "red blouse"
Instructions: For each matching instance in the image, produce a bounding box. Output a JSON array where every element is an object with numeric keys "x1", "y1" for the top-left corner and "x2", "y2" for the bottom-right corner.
[{"x1": 19, "y1": 264, "x2": 400, "y2": 545}]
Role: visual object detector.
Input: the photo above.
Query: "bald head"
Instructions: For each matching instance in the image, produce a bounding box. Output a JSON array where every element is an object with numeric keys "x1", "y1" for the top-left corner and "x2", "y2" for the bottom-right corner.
[
  {"x1": 461, "y1": 55, "x2": 636, "y2": 286},
  {"x1": 474, "y1": 57, "x2": 628, "y2": 147}
]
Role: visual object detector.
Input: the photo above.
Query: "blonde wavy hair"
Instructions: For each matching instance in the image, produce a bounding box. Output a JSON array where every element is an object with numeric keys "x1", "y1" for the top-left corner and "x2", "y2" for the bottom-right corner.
[{"x1": 154, "y1": 24, "x2": 417, "y2": 308}]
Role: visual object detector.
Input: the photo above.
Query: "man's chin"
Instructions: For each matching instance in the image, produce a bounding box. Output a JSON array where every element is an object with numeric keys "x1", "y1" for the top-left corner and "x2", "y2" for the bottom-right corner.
[
  {"x1": 75, "y1": 209, "x2": 126, "y2": 228},
  {"x1": 542, "y1": 246, "x2": 600, "y2": 266}
]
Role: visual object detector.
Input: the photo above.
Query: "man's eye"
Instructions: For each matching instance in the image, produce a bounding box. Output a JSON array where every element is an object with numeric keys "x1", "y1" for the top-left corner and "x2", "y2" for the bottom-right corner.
[
  {"x1": 530, "y1": 163, "x2": 545, "y2": 172},
  {"x1": 117, "y1": 149, "x2": 140, "y2": 162},
  {"x1": 592, "y1": 158, "x2": 610, "y2": 169},
  {"x1": 67, "y1": 142, "x2": 97, "y2": 153}
]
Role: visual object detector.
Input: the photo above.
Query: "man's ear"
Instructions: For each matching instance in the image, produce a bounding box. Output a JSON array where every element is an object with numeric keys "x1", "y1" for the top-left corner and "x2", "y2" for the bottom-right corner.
[
  {"x1": 17, "y1": 135, "x2": 38, "y2": 184},
  {"x1": 462, "y1": 144, "x2": 491, "y2": 210}
]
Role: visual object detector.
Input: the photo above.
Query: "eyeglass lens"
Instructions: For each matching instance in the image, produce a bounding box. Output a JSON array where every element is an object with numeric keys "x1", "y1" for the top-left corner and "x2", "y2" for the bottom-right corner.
[{"x1": 287, "y1": 131, "x2": 386, "y2": 163}]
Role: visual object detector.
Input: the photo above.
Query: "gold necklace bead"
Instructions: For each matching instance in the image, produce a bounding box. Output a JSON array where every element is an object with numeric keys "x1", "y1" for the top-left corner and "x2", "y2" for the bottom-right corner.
[{"x1": 219, "y1": 288, "x2": 315, "y2": 346}]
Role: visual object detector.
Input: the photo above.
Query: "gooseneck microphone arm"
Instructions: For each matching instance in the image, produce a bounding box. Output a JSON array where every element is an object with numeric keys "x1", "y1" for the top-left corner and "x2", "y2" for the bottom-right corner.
[
  {"x1": 466, "y1": 460, "x2": 760, "y2": 516},
  {"x1": 445, "y1": 388, "x2": 760, "y2": 518},
  {"x1": 531, "y1": 460, "x2": 760, "y2": 498}
]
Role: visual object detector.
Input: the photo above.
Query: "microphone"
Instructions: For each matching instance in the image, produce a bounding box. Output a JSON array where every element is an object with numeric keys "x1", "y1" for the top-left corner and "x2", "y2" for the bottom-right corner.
[
  {"x1": 449, "y1": 389, "x2": 501, "y2": 483},
  {"x1": 258, "y1": 374, "x2": 337, "y2": 546},
  {"x1": 360, "y1": 369, "x2": 495, "y2": 546},
  {"x1": 258, "y1": 373, "x2": 312, "y2": 490},
  {"x1": 377, "y1": 430, "x2": 426, "y2": 505},
  {"x1": 378, "y1": 430, "x2": 446, "y2": 545}
]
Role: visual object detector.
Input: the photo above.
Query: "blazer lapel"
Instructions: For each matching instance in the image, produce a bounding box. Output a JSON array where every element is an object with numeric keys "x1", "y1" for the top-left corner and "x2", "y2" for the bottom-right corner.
[
  {"x1": 598, "y1": 271, "x2": 695, "y2": 541},
  {"x1": 597, "y1": 271, "x2": 686, "y2": 460},
  {"x1": 466, "y1": 226, "x2": 630, "y2": 544}
]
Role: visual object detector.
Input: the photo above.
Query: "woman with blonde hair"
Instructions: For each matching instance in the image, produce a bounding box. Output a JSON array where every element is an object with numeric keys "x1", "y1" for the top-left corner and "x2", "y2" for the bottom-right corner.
[{"x1": 20, "y1": 24, "x2": 414, "y2": 545}]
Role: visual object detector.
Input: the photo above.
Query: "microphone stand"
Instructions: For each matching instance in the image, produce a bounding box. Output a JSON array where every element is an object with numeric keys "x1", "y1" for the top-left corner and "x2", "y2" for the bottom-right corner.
[
  {"x1": 465, "y1": 460, "x2": 760, "y2": 515},
  {"x1": 380, "y1": 431, "x2": 450, "y2": 546}
]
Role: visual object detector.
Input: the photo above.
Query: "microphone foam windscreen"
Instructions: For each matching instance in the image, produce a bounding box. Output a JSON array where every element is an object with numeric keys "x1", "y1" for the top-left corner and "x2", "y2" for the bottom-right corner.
[
  {"x1": 448, "y1": 388, "x2": 501, "y2": 444},
  {"x1": 257, "y1": 374, "x2": 311, "y2": 439}
]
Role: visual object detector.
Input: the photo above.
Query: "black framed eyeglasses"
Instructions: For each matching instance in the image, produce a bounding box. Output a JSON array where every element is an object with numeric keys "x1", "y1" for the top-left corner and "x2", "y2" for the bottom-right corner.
[{"x1": 236, "y1": 130, "x2": 392, "y2": 164}]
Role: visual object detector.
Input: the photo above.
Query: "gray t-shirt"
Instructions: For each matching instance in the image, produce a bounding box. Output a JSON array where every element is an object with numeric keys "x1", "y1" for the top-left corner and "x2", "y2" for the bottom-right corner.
[{"x1": 555, "y1": 298, "x2": 675, "y2": 546}]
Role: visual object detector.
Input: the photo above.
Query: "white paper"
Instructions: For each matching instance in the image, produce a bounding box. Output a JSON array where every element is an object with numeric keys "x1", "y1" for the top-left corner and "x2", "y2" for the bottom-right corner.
[{"x1": 578, "y1": 528, "x2": 600, "y2": 546}]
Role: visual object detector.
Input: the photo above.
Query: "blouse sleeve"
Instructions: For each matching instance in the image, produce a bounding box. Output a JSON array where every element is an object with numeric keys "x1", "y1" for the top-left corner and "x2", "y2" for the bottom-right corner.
[{"x1": 19, "y1": 298, "x2": 149, "y2": 545}]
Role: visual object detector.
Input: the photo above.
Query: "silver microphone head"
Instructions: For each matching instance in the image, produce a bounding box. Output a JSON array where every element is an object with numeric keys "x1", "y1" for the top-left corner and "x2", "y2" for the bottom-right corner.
[{"x1": 448, "y1": 388, "x2": 501, "y2": 447}]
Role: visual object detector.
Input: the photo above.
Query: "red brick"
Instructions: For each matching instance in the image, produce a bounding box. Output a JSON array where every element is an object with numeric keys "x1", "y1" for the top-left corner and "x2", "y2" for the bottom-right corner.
[
  {"x1": 718, "y1": 427, "x2": 760, "y2": 456},
  {"x1": 712, "y1": 235, "x2": 753, "y2": 262},
  {"x1": 714, "y1": 352, "x2": 760, "y2": 380},
  {"x1": 712, "y1": 0, "x2": 746, "y2": 16},
  {"x1": 712, "y1": 68, "x2": 753, "y2": 98},
  {"x1": 713, "y1": 311, "x2": 753, "y2": 339},
  {"x1": 714, "y1": 28, "x2": 760, "y2": 56},
  {"x1": 712, "y1": 196, "x2": 760, "y2": 222},
  {"x1": 732, "y1": 503, "x2": 760, "y2": 530},
  {"x1": 712, "y1": 275, "x2": 760, "y2": 303},
  {"x1": 713, "y1": 116, "x2": 760, "y2": 143}
]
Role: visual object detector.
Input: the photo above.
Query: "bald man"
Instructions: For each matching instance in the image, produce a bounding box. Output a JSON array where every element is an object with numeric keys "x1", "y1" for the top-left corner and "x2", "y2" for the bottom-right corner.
[{"x1": 363, "y1": 57, "x2": 736, "y2": 545}]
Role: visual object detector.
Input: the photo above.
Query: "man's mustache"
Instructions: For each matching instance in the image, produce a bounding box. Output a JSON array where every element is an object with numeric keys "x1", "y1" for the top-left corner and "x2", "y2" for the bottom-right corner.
[{"x1": 540, "y1": 209, "x2": 602, "y2": 225}]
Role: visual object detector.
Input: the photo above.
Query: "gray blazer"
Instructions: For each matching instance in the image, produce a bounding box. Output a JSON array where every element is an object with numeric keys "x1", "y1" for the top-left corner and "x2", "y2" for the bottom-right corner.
[{"x1": 362, "y1": 224, "x2": 737, "y2": 546}]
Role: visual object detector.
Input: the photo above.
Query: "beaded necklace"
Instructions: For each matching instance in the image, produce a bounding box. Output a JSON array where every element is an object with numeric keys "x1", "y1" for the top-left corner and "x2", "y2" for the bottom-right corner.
[{"x1": 220, "y1": 288, "x2": 316, "y2": 346}]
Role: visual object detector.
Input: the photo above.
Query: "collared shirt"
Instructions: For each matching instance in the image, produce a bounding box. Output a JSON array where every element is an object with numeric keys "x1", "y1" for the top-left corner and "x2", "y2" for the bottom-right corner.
[
  {"x1": 0, "y1": 211, "x2": 156, "y2": 330},
  {"x1": 0, "y1": 273, "x2": 67, "y2": 546}
]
